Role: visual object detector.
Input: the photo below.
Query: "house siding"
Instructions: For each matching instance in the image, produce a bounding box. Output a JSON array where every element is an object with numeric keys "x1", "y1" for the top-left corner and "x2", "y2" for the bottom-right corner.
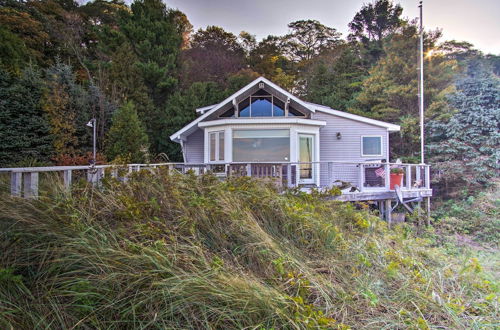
[
  {"x1": 312, "y1": 111, "x2": 389, "y2": 187},
  {"x1": 184, "y1": 128, "x2": 204, "y2": 163}
]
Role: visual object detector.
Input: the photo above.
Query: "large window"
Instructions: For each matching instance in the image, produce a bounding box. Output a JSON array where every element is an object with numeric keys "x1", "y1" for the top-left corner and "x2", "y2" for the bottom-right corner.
[
  {"x1": 233, "y1": 129, "x2": 290, "y2": 162},
  {"x1": 239, "y1": 95, "x2": 286, "y2": 117},
  {"x1": 361, "y1": 136, "x2": 383, "y2": 157},
  {"x1": 209, "y1": 131, "x2": 224, "y2": 162}
]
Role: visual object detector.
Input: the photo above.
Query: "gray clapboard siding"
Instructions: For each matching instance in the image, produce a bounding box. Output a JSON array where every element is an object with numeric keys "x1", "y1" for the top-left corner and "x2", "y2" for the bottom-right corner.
[
  {"x1": 313, "y1": 111, "x2": 389, "y2": 187},
  {"x1": 184, "y1": 128, "x2": 204, "y2": 163}
]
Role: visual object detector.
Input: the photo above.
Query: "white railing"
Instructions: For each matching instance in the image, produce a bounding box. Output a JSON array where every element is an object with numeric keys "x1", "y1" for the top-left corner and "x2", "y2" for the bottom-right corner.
[{"x1": 0, "y1": 161, "x2": 430, "y2": 198}]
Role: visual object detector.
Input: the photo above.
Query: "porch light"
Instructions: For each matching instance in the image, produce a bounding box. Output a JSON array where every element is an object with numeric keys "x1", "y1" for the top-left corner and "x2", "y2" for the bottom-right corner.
[{"x1": 336, "y1": 132, "x2": 342, "y2": 140}]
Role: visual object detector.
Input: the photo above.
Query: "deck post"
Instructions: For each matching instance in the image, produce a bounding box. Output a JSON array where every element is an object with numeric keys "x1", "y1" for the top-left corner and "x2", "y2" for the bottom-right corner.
[
  {"x1": 384, "y1": 163, "x2": 391, "y2": 190},
  {"x1": 246, "y1": 164, "x2": 252, "y2": 177},
  {"x1": 328, "y1": 162, "x2": 333, "y2": 187},
  {"x1": 384, "y1": 199, "x2": 392, "y2": 226},
  {"x1": 379, "y1": 201, "x2": 385, "y2": 219},
  {"x1": 405, "y1": 165, "x2": 412, "y2": 189},
  {"x1": 23, "y1": 172, "x2": 39, "y2": 199},
  {"x1": 286, "y1": 164, "x2": 292, "y2": 188},
  {"x1": 63, "y1": 170, "x2": 72, "y2": 191},
  {"x1": 10, "y1": 172, "x2": 22, "y2": 197},
  {"x1": 424, "y1": 166, "x2": 430, "y2": 189},
  {"x1": 358, "y1": 164, "x2": 364, "y2": 192},
  {"x1": 426, "y1": 196, "x2": 431, "y2": 226},
  {"x1": 416, "y1": 166, "x2": 421, "y2": 186}
]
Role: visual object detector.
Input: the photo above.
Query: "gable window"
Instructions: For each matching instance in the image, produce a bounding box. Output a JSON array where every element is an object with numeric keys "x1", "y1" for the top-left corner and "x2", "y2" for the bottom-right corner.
[
  {"x1": 233, "y1": 129, "x2": 290, "y2": 162},
  {"x1": 209, "y1": 131, "x2": 224, "y2": 162},
  {"x1": 361, "y1": 136, "x2": 383, "y2": 157},
  {"x1": 238, "y1": 93, "x2": 286, "y2": 117}
]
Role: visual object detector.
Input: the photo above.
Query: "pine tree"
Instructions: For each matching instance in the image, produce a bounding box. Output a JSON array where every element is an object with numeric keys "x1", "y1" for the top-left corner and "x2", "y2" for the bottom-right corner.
[
  {"x1": 119, "y1": 0, "x2": 183, "y2": 153},
  {"x1": 106, "y1": 102, "x2": 149, "y2": 163},
  {"x1": 428, "y1": 59, "x2": 500, "y2": 192},
  {"x1": 0, "y1": 66, "x2": 53, "y2": 165}
]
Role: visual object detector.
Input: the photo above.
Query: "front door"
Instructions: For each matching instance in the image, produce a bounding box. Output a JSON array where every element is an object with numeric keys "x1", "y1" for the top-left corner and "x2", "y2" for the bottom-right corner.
[{"x1": 298, "y1": 134, "x2": 315, "y2": 184}]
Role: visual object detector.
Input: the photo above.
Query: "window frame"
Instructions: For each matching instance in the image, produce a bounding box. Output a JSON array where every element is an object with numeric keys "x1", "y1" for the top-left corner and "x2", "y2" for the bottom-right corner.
[
  {"x1": 361, "y1": 135, "x2": 383, "y2": 157},
  {"x1": 208, "y1": 131, "x2": 225, "y2": 162},
  {"x1": 232, "y1": 128, "x2": 291, "y2": 162},
  {"x1": 238, "y1": 95, "x2": 288, "y2": 118}
]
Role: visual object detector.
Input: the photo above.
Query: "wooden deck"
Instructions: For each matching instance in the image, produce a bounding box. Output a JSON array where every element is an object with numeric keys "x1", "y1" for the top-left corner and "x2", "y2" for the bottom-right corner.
[{"x1": 328, "y1": 188, "x2": 432, "y2": 202}]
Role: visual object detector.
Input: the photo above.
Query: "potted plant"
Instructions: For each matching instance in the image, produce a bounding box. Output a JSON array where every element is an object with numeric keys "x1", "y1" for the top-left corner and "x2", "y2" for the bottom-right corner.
[{"x1": 390, "y1": 167, "x2": 404, "y2": 190}]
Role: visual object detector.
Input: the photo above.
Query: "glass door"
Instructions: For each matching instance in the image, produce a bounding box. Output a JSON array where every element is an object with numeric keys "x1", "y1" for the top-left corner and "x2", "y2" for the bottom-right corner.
[{"x1": 298, "y1": 134, "x2": 314, "y2": 184}]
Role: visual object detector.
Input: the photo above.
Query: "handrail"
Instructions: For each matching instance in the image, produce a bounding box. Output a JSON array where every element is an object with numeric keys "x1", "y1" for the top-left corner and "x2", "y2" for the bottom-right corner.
[{"x1": 0, "y1": 161, "x2": 431, "y2": 172}]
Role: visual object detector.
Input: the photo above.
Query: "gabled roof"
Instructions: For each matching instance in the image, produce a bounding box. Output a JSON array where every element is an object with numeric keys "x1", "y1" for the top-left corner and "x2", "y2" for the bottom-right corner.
[
  {"x1": 306, "y1": 102, "x2": 400, "y2": 132},
  {"x1": 170, "y1": 77, "x2": 400, "y2": 142},
  {"x1": 170, "y1": 76, "x2": 315, "y2": 142}
]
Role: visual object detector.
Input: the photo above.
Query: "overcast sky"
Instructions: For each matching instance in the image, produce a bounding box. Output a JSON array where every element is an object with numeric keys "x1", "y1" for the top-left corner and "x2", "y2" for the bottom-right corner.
[{"x1": 165, "y1": 0, "x2": 499, "y2": 55}]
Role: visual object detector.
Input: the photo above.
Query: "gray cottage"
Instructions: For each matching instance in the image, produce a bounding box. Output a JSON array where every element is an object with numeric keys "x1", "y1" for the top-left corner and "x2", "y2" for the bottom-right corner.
[{"x1": 170, "y1": 76, "x2": 431, "y2": 213}]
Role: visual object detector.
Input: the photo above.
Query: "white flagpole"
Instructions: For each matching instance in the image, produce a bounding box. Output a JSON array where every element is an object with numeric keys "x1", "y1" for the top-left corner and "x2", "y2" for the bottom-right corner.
[{"x1": 419, "y1": 1, "x2": 425, "y2": 164}]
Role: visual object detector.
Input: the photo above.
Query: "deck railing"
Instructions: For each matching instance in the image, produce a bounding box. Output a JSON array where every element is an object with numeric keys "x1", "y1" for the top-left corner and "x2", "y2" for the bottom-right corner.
[{"x1": 0, "y1": 161, "x2": 430, "y2": 198}]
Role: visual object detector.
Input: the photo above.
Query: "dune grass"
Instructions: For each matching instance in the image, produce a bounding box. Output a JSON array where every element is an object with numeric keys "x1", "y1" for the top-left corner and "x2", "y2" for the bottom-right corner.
[{"x1": 0, "y1": 169, "x2": 498, "y2": 329}]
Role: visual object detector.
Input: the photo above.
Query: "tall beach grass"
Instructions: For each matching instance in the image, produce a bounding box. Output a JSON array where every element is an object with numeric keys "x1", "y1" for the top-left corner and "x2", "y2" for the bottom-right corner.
[{"x1": 0, "y1": 169, "x2": 498, "y2": 329}]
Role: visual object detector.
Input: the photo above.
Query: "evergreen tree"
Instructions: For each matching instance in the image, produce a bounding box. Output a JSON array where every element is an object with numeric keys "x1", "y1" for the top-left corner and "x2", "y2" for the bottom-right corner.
[
  {"x1": 303, "y1": 45, "x2": 365, "y2": 110},
  {"x1": 107, "y1": 102, "x2": 149, "y2": 163},
  {"x1": 119, "y1": 0, "x2": 183, "y2": 153},
  {"x1": 0, "y1": 67, "x2": 53, "y2": 165},
  {"x1": 160, "y1": 82, "x2": 227, "y2": 160},
  {"x1": 120, "y1": 0, "x2": 182, "y2": 107},
  {"x1": 428, "y1": 59, "x2": 499, "y2": 193},
  {"x1": 351, "y1": 24, "x2": 457, "y2": 159}
]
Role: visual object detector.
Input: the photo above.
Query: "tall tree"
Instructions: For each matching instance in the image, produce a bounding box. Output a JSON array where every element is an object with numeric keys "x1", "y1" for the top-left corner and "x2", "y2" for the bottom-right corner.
[
  {"x1": 42, "y1": 62, "x2": 113, "y2": 157},
  {"x1": 181, "y1": 26, "x2": 246, "y2": 88},
  {"x1": 282, "y1": 20, "x2": 342, "y2": 63},
  {"x1": 0, "y1": 67, "x2": 53, "y2": 166},
  {"x1": 120, "y1": 0, "x2": 182, "y2": 107},
  {"x1": 119, "y1": 0, "x2": 182, "y2": 153},
  {"x1": 348, "y1": 0, "x2": 403, "y2": 65},
  {"x1": 428, "y1": 59, "x2": 500, "y2": 194},
  {"x1": 107, "y1": 101, "x2": 149, "y2": 163},
  {"x1": 248, "y1": 35, "x2": 296, "y2": 90},
  {"x1": 303, "y1": 45, "x2": 365, "y2": 110},
  {"x1": 351, "y1": 24, "x2": 457, "y2": 159}
]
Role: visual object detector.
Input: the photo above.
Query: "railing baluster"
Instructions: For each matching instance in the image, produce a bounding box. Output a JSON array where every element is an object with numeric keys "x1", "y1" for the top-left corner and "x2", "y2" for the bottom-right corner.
[
  {"x1": 358, "y1": 164, "x2": 365, "y2": 192},
  {"x1": 10, "y1": 172, "x2": 22, "y2": 197},
  {"x1": 24, "y1": 172, "x2": 39, "y2": 199},
  {"x1": 63, "y1": 170, "x2": 72, "y2": 191},
  {"x1": 384, "y1": 163, "x2": 391, "y2": 191},
  {"x1": 425, "y1": 166, "x2": 430, "y2": 189},
  {"x1": 416, "y1": 165, "x2": 421, "y2": 187},
  {"x1": 405, "y1": 165, "x2": 411, "y2": 190}
]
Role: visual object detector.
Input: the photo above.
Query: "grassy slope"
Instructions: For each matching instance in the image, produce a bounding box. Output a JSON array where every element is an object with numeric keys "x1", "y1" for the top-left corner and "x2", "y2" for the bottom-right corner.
[{"x1": 0, "y1": 170, "x2": 498, "y2": 329}]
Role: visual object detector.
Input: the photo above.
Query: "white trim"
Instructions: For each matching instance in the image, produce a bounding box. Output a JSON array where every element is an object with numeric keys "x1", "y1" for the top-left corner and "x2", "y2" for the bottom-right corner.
[
  {"x1": 170, "y1": 76, "x2": 315, "y2": 142},
  {"x1": 309, "y1": 103, "x2": 400, "y2": 132},
  {"x1": 207, "y1": 130, "x2": 225, "y2": 163},
  {"x1": 199, "y1": 118, "x2": 326, "y2": 128},
  {"x1": 297, "y1": 133, "x2": 317, "y2": 185},
  {"x1": 196, "y1": 104, "x2": 217, "y2": 115},
  {"x1": 361, "y1": 135, "x2": 384, "y2": 157}
]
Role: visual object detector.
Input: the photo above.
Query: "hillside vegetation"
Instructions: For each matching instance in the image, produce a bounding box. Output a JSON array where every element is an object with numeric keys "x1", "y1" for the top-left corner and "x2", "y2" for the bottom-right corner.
[{"x1": 0, "y1": 171, "x2": 498, "y2": 329}]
